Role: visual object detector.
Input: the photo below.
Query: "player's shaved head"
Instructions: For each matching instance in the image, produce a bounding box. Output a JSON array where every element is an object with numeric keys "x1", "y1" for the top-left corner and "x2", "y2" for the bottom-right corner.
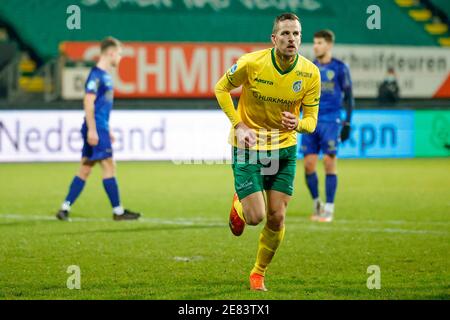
[
  {"x1": 100, "y1": 36, "x2": 121, "y2": 53},
  {"x1": 272, "y1": 13, "x2": 301, "y2": 34},
  {"x1": 271, "y1": 13, "x2": 301, "y2": 60}
]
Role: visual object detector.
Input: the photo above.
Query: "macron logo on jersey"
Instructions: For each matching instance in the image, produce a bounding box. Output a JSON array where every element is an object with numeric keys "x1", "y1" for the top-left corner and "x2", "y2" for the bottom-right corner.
[{"x1": 255, "y1": 78, "x2": 274, "y2": 85}]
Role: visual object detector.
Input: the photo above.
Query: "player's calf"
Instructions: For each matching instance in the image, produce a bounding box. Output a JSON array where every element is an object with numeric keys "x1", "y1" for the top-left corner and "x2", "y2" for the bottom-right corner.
[{"x1": 56, "y1": 176, "x2": 86, "y2": 221}]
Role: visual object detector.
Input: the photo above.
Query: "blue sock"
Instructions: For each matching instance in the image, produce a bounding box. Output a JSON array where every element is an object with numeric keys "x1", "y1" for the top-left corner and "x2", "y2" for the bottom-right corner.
[
  {"x1": 65, "y1": 176, "x2": 86, "y2": 205},
  {"x1": 103, "y1": 177, "x2": 121, "y2": 208},
  {"x1": 326, "y1": 174, "x2": 338, "y2": 203},
  {"x1": 305, "y1": 172, "x2": 319, "y2": 199}
]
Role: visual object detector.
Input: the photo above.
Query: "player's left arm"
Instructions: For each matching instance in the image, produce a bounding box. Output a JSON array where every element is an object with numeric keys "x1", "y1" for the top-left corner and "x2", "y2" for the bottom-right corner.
[
  {"x1": 295, "y1": 68, "x2": 321, "y2": 134},
  {"x1": 109, "y1": 130, "x2": 115, "y2": 144},
  {"x1": 340, "y1": 63, "x2": 355, "y2": 142}
]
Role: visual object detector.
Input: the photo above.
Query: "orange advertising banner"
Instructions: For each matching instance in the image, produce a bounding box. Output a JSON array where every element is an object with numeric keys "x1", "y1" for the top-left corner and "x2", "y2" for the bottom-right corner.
[
  {"x1": 61, "y1": 42, "x2": 269, "y2": 98},
  {"x1": 62, "y1": 42, "x2": 450, "y2": 98}
]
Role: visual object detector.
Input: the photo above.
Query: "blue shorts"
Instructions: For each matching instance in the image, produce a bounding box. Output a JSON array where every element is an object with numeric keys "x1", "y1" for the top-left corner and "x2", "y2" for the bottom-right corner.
[
  {"x1": 81, "y1": 127, "x2": 113, "y2": 161},
  {"x1": 301, "y1": 122, "x2": 340, "y2": 155}
]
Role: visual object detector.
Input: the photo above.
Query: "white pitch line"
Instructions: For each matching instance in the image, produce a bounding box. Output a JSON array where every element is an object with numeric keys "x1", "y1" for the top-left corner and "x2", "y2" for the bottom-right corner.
[
  {"x1": 286, "y1": 216, "x2": 450, "y2": 226},
  {"x1": 289, "y1": 224, "x2": 449, "y2": 236},
  {"x1": 2, "y1": 213, "x2": 449, "y2": 226},
  {"x1": 0, "y1": 214, "x2": 57, "y2": 221},
  {"x1": 0, "y1": 214, "x2": 224, "y2": 226},
  {"x1": 0, "y1": 214, "x2": 447, "y2": 236}
]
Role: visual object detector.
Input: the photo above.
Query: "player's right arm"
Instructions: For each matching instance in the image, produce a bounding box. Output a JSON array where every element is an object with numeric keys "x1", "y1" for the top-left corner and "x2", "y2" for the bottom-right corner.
[
  {"x1": 84, "y1": 93, "x2": 98, "y2": 146},
  {"x1": 84, "y1": 72, "x2": 100, "y2": 146},
  {"x1": 214, "y1": 57, "x2": 256, "y2": 147}
]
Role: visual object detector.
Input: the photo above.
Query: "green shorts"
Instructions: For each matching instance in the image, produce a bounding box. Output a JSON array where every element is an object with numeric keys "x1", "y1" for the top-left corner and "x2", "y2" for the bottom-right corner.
[{"x1": 231, "y1": 145, "x2": 297, "y2": 200}]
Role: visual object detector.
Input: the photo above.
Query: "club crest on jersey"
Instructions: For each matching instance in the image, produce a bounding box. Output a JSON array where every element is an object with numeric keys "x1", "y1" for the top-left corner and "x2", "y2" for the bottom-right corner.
[
  {"x1": 229, "y1": 63, "x2": 238, "y2": 75},
  {"x1": 326, "y1": 70, "x2": 335, "y2": 80},
  {"x1": 292, "y1": 80, "x2": 302, "y2": 93}
]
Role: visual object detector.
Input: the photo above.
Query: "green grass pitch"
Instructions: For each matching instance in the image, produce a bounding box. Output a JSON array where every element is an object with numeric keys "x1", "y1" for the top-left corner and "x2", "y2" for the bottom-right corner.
[{"x1": 0, "y1": 158, "x2": 449, "y2": 300}]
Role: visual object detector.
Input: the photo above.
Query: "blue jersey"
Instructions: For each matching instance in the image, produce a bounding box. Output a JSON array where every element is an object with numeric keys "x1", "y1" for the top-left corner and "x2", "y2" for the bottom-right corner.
[
  {"x1": 314, "y1": 58, "x2": 352, "y2": 123},
  {"x1": 83, "y1": 66, "x2": 114, "y2": 130}
]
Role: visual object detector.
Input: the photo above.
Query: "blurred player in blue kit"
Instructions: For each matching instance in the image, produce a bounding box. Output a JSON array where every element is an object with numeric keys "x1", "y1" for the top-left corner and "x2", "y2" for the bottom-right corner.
[
  {"x1": 56, "y1": 37, "x2": 141, "y2": 221},
  {"x1": 301, "y1": 30, "x2": 354, "y2": 222}
]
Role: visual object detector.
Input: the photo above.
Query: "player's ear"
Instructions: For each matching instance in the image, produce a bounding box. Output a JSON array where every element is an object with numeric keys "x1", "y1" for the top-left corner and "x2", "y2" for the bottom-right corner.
[{"x1": 271, "y1": 34, "x2": 276, "y2": 46}]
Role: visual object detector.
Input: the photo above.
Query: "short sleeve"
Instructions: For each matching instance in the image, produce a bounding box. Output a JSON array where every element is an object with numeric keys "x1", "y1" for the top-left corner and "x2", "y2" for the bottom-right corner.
[
  {"x1": 339, "y1": 63, "x2": 352, "y2": 91},
  {"x1": 85, "y1": 70, "x2": 101, "y2": 95},
  {"x1": 302, "y1": 67, "x2": 321, "y2": 107},
  {"x1": 225, "y1": 56, "x2": 249, "y2": 88}
]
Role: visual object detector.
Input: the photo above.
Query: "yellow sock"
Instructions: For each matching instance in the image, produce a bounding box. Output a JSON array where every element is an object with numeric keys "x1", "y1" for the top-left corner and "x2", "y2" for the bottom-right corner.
[
  {"x1": 251, "y1": 224, "x2": 285, "y2": 276},
  {"x1": 234, "y1": 197, "x2": 246, "y2": 222}
]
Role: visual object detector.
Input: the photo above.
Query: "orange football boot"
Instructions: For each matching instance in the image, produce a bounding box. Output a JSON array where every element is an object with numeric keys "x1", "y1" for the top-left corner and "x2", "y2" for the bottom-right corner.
[
  {"x1": 229, "y1": 193, "x2": 245, "y2": 236},
  {"x1": 249, "y1": 273, "x2": 267, "y2": 291}
]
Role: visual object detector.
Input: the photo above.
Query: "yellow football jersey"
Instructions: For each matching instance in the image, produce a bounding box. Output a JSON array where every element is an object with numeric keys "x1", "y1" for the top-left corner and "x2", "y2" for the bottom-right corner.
[{"x1": 215, "y1": 48, "x2": 321, "y2": 150}]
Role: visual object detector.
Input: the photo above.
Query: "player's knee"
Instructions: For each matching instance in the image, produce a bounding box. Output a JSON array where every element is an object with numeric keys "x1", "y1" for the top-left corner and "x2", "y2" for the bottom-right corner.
[
  {"x1": 101, "y1": 159, "x2": 116, "y2": 177},
  {"x1": 267, "y1": 211, "x2": 285, "y2": 230},
  {"x1": 304, "y1": 160, "x2": 316, "y2": 174},
  {"x1": 110, "y1": 161, "x2": 117, "y2": 174},
  {"x1": 246, "y1": 215, "x2": 264, "y2": 226},
  {"x1": 245, "y1": 207, "x2": 265, "y2": 226},
  {"x1": 267, "y1": 203, "x2": 287, "y2": 230},
  {"x1": 78, "y1": 165, "x2": 92, "y2": 179},
  {"x1": 324, "y1": 154, "x2": 337, "y2": 174}
]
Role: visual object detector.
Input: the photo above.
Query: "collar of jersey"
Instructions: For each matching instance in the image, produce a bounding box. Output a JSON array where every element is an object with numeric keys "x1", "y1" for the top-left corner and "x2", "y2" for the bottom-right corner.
[{"x1": 271, "y1": 48, "x2": 299, "y2": 75}]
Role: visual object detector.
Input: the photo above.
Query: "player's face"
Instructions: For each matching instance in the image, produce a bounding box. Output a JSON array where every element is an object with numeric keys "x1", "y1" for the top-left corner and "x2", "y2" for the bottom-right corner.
[
  {"x1": 313, "y1": 38, "x2": 332, "y2": 59},
  {"x1": 272, "y1": 20, "x2": 301, "y2": 58},
  {"x1": 108, "y1": 47, "x2": 122, "y2": 68}
]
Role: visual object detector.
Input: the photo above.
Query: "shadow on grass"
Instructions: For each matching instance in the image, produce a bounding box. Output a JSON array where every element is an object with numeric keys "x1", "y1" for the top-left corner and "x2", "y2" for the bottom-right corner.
[
  {"x1": 165, "y1": 280, "x2": 251, "y2": 300},
  {"x1": 422, "y1": 293, "x2": 450, "y2": 300},
  {"x1": 49, "y1": 224, "x2": 226, "y2": 236},
  {"x1": 0, "y1": 221, "x2": 50, "y2": 228}
]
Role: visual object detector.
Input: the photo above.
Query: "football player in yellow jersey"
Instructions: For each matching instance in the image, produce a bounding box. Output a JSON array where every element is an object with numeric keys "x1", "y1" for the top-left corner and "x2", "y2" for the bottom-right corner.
[{"x1": 215, "y1": 13, "x2": 321, "y2": 291}]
